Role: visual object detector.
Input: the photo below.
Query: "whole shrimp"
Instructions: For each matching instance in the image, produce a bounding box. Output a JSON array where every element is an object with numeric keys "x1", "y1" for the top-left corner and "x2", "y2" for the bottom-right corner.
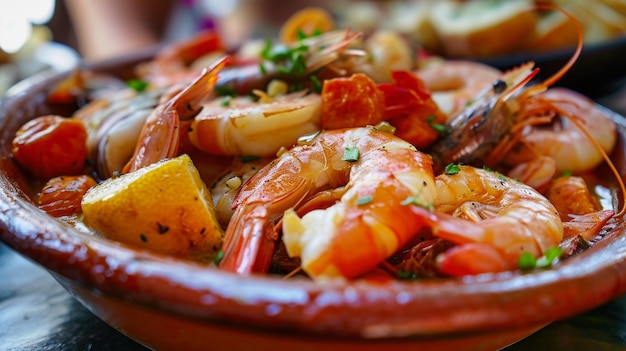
[
  {"x1": 426, "y1": 5, "x2": 584, "y2": 171},
  {"x1": 123, "y1": 55, "x2": 246, "y2": 174},
  {"x1": 218, "y1": 127, "x2": 438, "y2": 279},
  {"x1": 501, "y1": 88, "x2": 617, "y2": 176},
  {"x1": 427, "y1": 5, "x2": 625, "y2": 212},
  {"x1": 123, "y1": 27, "x2": 365, "y2": 172},
  {"x1": 415, "y1": 60, "x2": 502, "y2": 120},
  {"x1": 418, "y1": 10, "x2": 626, "y2": 275},
  {"x1": 428, "y1": 165, "x2": 564, "y2": 276}
]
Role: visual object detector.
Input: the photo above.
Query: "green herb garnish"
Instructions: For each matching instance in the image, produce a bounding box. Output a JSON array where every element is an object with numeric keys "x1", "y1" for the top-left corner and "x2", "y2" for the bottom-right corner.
[
  {"x1": 220, "y1": 95, "x2": 232, "y2": 107},
  {"x1": 519, "y1": 247, "x2": 563, "y2": 270},
  {"x1": 127, "y1": 79, "x2": 149, "y2": 92},
  {"x1": 444, "y1": 163, "x2": 461, "y2": 175},
  {"x1": 342, "y1": 147, "x2": 360, "y2": 162},
  {"x1": 426, "y1": 115, "x2": 447, "y2": 133},
  {"x1": 260, "y1": 37, "x2": 311, "y2": 77},
  {"x1": 310, "y1": 75, "x2": 322, "y2": 93},
  {"x1": 357, "y1": 195, "x2": 373, "y2": 206},
  {"x1": 397, "y1": 270, "x2": 419, "y2": 280},
  {"x1": 400, "y1": 196, "x2": 434, "y2": 211},
  {"x1": 213, "y1": 250, "x2": 224, "y2": 265}
]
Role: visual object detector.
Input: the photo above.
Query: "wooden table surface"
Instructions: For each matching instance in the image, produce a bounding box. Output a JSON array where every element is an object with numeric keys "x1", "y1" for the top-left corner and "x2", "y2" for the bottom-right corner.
[{"x1": 2, "y1": 83, "x2": 626, "y2": 351}]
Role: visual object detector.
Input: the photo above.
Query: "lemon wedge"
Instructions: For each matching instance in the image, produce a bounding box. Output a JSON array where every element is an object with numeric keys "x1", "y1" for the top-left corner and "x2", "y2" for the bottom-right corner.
[{"x1": 81, "y1": 154, "x2": 223, "y2": 261}]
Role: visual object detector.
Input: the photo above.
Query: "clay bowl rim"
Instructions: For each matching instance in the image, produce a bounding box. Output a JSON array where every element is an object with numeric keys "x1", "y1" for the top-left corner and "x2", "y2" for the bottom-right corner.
[{"x1": 2, "y1": 54, "x2": 626, "y2": 340}]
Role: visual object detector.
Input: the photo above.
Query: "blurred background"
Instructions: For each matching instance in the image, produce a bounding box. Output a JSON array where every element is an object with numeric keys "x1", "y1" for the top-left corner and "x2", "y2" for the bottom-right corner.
[{"x1": 1, "y1": 0, "x2": 626, "y2": 96}]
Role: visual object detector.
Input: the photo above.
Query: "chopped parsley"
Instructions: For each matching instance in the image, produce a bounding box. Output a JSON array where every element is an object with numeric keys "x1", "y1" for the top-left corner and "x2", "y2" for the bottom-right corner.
[
  {"x1": 519, "y1": 247, "x2": 563, "y2": 270},
  {"x1": 296, "y1": 28, "x2": 322, "y2": 41},
  {"x1": 213, "y1": 250, "x2": 224, "y2": 265},
  {"x1": 444, "y1": 163, "x2": 461, "y2": 175},
  {"x1": 400, "y1": 196, "x2": 434, "y2": 211},
  {"x1": 342, "y1": 147, "x2": 360, "y2": 162},
  {"x1": 220, "y1": 95, "x2": 232, "y2": 107},
  {"x1": 260, "y1": 38, "x2": 309, "y2": 77},
  {"x1": 127, "y1": 79, "x2": 149, "y2": 92},
  {"x1": 426, "y1": 115, "x2": 447, "y2": 134},
  {"x1": 310, "y1": 75, "x2": 322, "y2": 93},
  {"x1": 560, "y1": 170, "x2": 573, "y2": 177},
  {"x1": 397, "y1": 270, "x2": 419, "y2": 280},
  {"x1": 214, "y1": 85, "x2": 237, "y2": 97},
  {"x1": 357, "y1": 195, "x2": 373, "y2": 206}
]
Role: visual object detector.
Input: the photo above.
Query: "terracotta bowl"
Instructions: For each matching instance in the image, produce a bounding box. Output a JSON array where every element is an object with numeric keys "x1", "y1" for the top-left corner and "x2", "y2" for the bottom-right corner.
[{"x1": 2, "y1": 56, "x2": 626, "y2": 351}]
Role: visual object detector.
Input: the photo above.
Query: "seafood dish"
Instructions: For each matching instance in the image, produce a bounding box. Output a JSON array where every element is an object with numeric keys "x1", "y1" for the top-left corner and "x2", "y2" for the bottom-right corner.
[
  {"x1": 8, "y1": 6, "x2": 624, "y2": 280},
  {"x1": 2, "y1": 5, "x2": 626, "y2": 349}
]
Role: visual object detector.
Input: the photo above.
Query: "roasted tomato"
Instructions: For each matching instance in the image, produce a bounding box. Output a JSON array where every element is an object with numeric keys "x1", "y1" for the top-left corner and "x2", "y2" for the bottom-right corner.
[
  {"x1": 320, "y1": 73, "x2": 386, "y2": 129},
  {"x1": 378, "y1": 71, "x2": 448, "y2": 149},
  {"x1": 38, "y1": 175, "x2": 97, "y2": 217},
  {"x1": 12, "y1": 115, "x2": 88, "y2": 181}
]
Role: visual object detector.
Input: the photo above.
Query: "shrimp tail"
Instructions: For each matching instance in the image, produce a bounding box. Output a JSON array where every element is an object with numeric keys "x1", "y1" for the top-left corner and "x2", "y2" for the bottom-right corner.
[
  {"x1": 219, "y1": 205, "x2": 278, "y2": 274},
  {"x1": 563, "y1": 209, "x2": 615, "y2": 241},
  {"x1": 304, "y1": 29, "x2": 363, "y2": 73},
  {"x1": 437, "y1": 243, "x2": 514, "y2": 276},
  {"x1": 123, "y1": 57, "x2": 229, "y2": 173},
  {"x1": 428, "y1": 212, "x2": 522, "y2": 275}
]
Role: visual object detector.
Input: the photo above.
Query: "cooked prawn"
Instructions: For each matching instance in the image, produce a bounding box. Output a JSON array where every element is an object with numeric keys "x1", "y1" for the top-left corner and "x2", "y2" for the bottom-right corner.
[
  {"x1": 218, "y1": 127, "x2": 438, "y2": 279},
  {"x1": 124, "y1": 57, "x2": 229, "y2": 173},
  {"x1": 427, "y1": 5, "x2": 626, "y2": 218},
  {"x1": 415, "y1": 60, "x2": 501, "y2": 119},
  {"x1": 501, "y1": 88, "x2": 617, "y2": 174},
  {"x1": 74, "y1": 88, "x2": 163, "y2": 179},
  {"x1": 543, "y1": 175, "x2": 615, "y2": 241},
  {"x1": 430, "y1": 165, "x2": 563, "y2": 276},
  {"x1": 188, "y1": 91, "x2": 322, "y2": 157}
]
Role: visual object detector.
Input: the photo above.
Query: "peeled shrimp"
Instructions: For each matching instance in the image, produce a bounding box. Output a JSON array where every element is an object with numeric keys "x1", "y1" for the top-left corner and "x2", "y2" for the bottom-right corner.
[
  {"x1": 189, "y1": 92, "x2": 322, "y2": 157},
  {"x1": 218, "y1": 127, "x2": 438, "y2": 279},
  {"x1": 431, "y1": 165, "x2": 563, "y2": 276}
]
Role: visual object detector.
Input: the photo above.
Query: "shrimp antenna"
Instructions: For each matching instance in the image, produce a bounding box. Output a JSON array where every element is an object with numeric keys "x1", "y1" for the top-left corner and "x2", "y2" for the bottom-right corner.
[
  {"x1": 527, "y1": 6, "x2": 625, "y2": 217},
  {"x1": 538, "y1": 5, "x2": 583, "y2": 89},
  {"x1": 520, "y1": 5, "x2": 584, "y2": 99}
]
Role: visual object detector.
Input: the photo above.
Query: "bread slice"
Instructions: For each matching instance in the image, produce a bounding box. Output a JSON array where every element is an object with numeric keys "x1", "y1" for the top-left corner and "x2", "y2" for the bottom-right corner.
[
  {"x1": 430, "y1": 0, "x2": 538, "y2": 58},
  {"x1": 385, "y1": 1, "x2": 442, "y2": 54},
  {"x1": 524, "y1": 6, "x2": 579, "y2": 52}
]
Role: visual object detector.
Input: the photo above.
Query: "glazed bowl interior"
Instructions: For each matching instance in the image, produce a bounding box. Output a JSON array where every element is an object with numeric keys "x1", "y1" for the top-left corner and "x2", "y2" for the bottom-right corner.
[{"x1": 2, "y1": 55, "x2": 626, "y2": 350}]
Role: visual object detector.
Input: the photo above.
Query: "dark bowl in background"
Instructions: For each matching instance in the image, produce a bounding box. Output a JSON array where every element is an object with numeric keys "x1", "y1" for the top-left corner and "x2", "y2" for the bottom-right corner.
[{"x1": 474, "y1": 36, "x2": 626, "y2": 98}]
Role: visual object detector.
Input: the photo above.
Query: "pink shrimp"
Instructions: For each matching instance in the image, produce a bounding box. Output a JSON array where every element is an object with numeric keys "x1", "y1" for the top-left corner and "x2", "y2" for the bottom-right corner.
[
  {"x1": 429, "y1": 165, "x2": 564, "y2": 276},
  {"x1": 123, "y1": 56, "x2": 229, "y2": 173},
  {"x1": 218, "y1": 127, "x2": 438, "y2": 279}
]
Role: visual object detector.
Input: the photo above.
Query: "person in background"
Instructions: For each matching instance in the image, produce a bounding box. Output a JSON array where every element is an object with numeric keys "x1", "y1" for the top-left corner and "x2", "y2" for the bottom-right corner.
[
  {"x1": 64, "y1": 0, "x2": 332, "y2": 61},
  {"x1": 64, "y1": 0, "x2": 174, "y2": 61}
]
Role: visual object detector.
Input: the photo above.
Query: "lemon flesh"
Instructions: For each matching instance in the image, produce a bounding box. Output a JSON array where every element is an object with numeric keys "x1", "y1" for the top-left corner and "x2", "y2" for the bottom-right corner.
[{"x1": 81, "y1": 154, "x2": 223, "y2": 261}]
